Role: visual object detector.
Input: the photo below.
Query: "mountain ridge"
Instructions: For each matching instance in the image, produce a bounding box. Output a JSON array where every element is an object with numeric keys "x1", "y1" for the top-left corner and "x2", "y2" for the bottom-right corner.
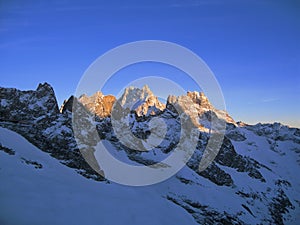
[
  {"x1": 1, "y1": 82, "x2": 300, "y2": 224},
  {"x1": 60, "y1": 84, "x2": 235, "y2": 126}
]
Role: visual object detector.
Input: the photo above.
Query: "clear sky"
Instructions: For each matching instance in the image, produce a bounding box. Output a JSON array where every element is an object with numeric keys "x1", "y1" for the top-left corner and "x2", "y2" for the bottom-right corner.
[{"x1": 0, "y1": 0, "x2": 299, "y2": 127}]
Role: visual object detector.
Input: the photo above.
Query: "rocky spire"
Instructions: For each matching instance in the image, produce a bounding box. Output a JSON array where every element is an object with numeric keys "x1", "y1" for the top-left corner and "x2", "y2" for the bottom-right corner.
[
  {"x1": 187, "y1": 91, "x2": 214, "y2": 110},
  {"x1": 60, "y1": 95, "x2": 75, "y2": 113},
  {"x1": 77, "y1": 92, "x2": 116, "y2": 118},
  {"x1": 118, "y1": 85, "x2": 165, "y2": 117}
]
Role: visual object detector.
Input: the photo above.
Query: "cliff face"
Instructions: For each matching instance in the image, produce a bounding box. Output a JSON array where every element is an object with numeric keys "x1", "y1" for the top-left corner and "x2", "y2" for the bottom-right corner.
[
  {"x1": 78, "y1": 92, "x2": 116, "y2": 118},
  {"x1": 117, "y1": 85, "x2": 165, "y2": 117},
  {"x1": 0, "y1": 82, "x2": 59, "y2": 122},
  {"x1": 0, "y1": 83, "x2": 104, "y2": 181},
  {"x1": 187, "y1": 91, "x2": 214, "y2": 110}
]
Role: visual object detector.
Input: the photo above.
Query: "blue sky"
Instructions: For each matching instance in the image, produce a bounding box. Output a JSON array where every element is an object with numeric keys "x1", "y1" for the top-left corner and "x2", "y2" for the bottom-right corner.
[{"x1": 0, "y1": 0, "x2": 299, "y2": 127}]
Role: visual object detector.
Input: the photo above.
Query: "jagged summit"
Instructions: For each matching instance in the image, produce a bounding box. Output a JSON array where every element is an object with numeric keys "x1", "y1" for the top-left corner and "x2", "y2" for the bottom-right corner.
[
  {"x1": 59, "y1": 85, "x2": 235, "y2": 124},
  {"x1": 120, "y1": 85, "x2": 153, "y2": 106},
  {"x1": 0, "y1": 82, "x2": 235, "y2": 126},
  {"x1": 186, "y1": 91, "x2": 214, "y2": 110},
  {"x1": 77, "y1": 92, "x2": 116, "y2": 118},
  {"x1": 60, "y1": 95, "x2": 75, "y2": 113},
  {"x1": 167, "y1": 91, "x2": 213, "y2": 112},
  {"x1": 118, "y1": 85, "x2": 165, "y2": 116},
  {"x1": 0, "y1": 82, "x2": 59, "y2": 122},
  {"x1": 36, "y1": 82, "x2": 53, "y2": 91}
]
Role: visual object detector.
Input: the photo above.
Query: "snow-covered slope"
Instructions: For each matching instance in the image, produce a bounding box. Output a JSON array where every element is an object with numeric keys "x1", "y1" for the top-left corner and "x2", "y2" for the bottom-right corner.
[
  {"x1": 0, "y1": 127, "x2": 197, "y2": 225},
  {"x1": 1, "y1": 124, "x2": 299, "y2": 224}
]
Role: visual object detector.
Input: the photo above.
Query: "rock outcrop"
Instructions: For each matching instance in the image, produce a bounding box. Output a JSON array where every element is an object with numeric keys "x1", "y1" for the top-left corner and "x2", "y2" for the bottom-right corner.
[
  {"x1": 0, "y1": 82, "x2": 59, "y2": 122},
  {"x1": 118, "y1": 85, "x2": 165, "y2": 116},
  {"x1": 78, "y1": 92, "x2": 116, "y2": 118}
]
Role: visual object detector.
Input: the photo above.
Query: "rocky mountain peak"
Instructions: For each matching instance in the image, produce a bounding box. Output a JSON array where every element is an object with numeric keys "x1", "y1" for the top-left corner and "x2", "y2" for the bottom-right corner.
[
  {"x1": 120, "y1": 85, "x2": 153, "y2": 107},
  {"x1": 167, "y1": 91, "x2": 213, "y2": 112},
  {"x1": 36, "y1": 82, "x2": 53, "y2": 92},
  {"x1": 35, "y1": 82, "x2": 58, "y2": 104},
  {"x1": 166, "y1": 91, "x2": 236, "y2": 126},
  {"x1": 77, "y1": 92, "x2": 116, "y2": 118},
  {"x1": 60, "y1": 86, "x2": 236, "y2": 125},
  {"x1": 78, "y1": 91, "x2": 103, "y2": 105},
  {"x1": 60, "y1": 95, "x2": 75, "y2": 113},
  {"x1": 0, "y1": 83, "x2": 59, "y2": 123},
  {"x1": 187, "y1": 91, "x2": 213, "y2": 110},
  {"x1": 118, "y1": 85, "x2": 165, "y2": 116}
]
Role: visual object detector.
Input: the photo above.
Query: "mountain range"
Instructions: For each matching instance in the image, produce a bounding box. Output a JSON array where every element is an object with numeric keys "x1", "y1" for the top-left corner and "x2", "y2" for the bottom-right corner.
[{"x1": 0, "y1": 82, "x2": 299, "y2": 225}]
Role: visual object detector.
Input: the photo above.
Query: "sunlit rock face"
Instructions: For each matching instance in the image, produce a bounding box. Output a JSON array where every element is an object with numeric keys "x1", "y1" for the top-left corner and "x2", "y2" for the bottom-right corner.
[
  {"x1": 78, "y1": 92, "x2": 116, "y2": 118},
  {"x1": 117, "y1": 85, "x2": 165, "y2": 117},
  {"x1": 187, "y1": 91, "x2": 214, "y2": 110}
]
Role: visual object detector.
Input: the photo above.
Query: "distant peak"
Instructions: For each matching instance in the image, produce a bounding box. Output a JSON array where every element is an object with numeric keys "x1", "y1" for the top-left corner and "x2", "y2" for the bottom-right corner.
[
  {"x1": 91, "y1": 91, "x2": 103, "y2": 98},
  {"x1": 79, "y1": 91, "x2": 103, "y2": 100},
  {"x1": 36, "y1": 82, "x2": 53, "y2": 91},
  {"x1": 123, "y1": 85, "x2": 153, "y2": 96},
  {"x1": 142, "y1": 84, "x2": 151, "y2": 92},
  {"x1": 76, "y1": 91, "x2": 116, "y2": 117},
  {"x1": 60, "y1": 95, "x2": 76, "y2": 113},
  {"x1": 187, "y1": 91, "x2": 212, "y2": 109},
  {"x1": 117, "y1": 85, "x2": 165, "y2": 116},
  {"x1": 120, "y1": 85, "x2": 155, "y2": 107}
]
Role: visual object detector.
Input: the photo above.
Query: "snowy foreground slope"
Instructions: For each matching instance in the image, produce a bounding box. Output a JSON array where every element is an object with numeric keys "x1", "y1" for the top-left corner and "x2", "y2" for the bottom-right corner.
[
  {"x1": 1, "y1": 83, "x2": 300, "y2": 224},
  {"x1": 0, "y1": 127, "x2": 197, "y2": 225}
]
